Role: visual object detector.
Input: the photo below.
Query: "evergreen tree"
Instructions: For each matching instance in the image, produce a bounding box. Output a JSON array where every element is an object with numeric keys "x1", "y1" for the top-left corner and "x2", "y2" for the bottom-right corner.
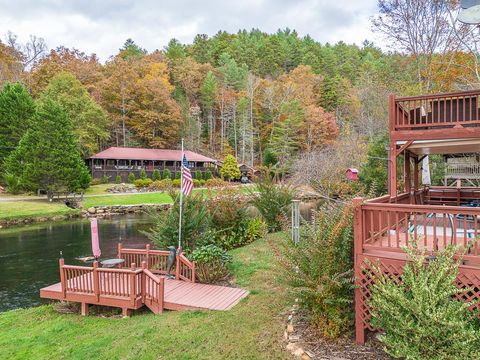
[
  {"x1": 220, "y1": 154, "x2": 241, "y2": 181},
  {"x1": 152, "y1": 169, "x2": 161, "y2": 181},
  {"x1": 359, "y1": 133, "x2": 389, "y2": 196},
  {"x1": 4, "y1": 99, "x2": 91, "y2": 198},
  {"x1": 0, "y1": 82, "x2": 35, "y2": 171}
]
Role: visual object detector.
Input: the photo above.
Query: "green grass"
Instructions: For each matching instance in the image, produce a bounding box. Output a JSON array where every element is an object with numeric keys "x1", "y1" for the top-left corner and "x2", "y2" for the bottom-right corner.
[
  {"x1": 0, "y1": 201, "x2": 80, "y2": 221},
  {"x1": 81, "y1": 192, "x2": 174, "y2": 208},
  {"x1": 83, "y1": 184, "x2": 113, "y2": 195},
  {"x1": 0, "y1": 235, "x2": 290, "y2": 360}
]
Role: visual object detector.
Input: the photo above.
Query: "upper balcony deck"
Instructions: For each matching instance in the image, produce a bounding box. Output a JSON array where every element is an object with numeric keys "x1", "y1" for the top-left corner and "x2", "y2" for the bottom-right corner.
[{"x1": 390, "y1": 90, "x2": 480, "y2": 141}]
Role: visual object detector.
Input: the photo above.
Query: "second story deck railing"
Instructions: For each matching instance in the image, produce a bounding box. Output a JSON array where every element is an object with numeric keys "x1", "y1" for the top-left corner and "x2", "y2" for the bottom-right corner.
[{"x1": 391, "y1": 90, "x2": 480, "y2": 132}]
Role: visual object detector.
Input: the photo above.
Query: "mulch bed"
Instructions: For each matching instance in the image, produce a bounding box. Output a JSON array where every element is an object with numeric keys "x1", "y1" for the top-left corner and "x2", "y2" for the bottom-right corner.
[{"x1": 290, "y1": 311, "x2": 393, "y2": 360}]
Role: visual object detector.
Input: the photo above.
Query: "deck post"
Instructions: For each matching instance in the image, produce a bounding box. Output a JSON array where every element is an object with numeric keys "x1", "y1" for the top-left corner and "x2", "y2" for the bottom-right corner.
[
  {"x1": 405, "y1": 150, "x2": 411, "y2": 194},
  {"x1": 389, "y1": 94, "x2": 397, "y2": 199},
  {"x1": 117, "y1": 242, "x2": 122, "y2": 259},
  {"x1": 141, "y1": 261, "x2": 146, "y2": 302},
  {"x1": 93, "y1": 261, "x2": 100, "y2": 302},
  {"x1": 159, "y1": 277, "x2": 165, "y2": 313},
  {"x1": 130, "y1": 263, "x2": 136, "y2": 306},
  {"x1": 414, "y1": 156, "x2": 419, "y2": 193},
  {"x1": 353, "y1": 197, "x2": 366, "y2": 345},
  {"x1": 59, "y1": 258, "x2": 66, "y2": 299},
  {"x1": 146, "y1": 244, "x2": 151, "y2": 269},
  {"x1": 175, "y1": 252, "x2": 181, "y2": 280},
  {"x1": 81, "y1": 302, "x2": 89, "y2": 316},
  {"x1": 192, "y1": 261, "x2": 196, "y2": 283}
]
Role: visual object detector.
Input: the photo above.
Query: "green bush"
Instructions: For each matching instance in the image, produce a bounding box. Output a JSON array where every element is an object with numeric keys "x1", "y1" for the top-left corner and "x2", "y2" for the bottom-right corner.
[
  {"x1": 139, "y1": 169, "x2": 147, "y2": 180},
  {"x1": 127, "y1": 172, "x2": 136, "y2": 183},
  {"x1": 152, "y1": 169, "x2": 161, "y2": 181},
  {"x1": 3, "y1": 173, "x2": 22, "y2": 194},
  {"x1": 172, "y1": 178, "x2": 181, "y2": 187},
  {"x1": 280, "y1": 203, "x2": 355, "y2": 339},
  {"x1": 134, "y1": 178, "x2": 153, "y2": 188},
  {"x1": 101, "y1": 174, "x2": 111, "y2": 184},
  {"x1": 162, "y1": 169, "x2": 172, "y2": 180},
  {"x1": 175, "y1": 171, "x2": 181, "y2": 179},
  {"x1": 144, "y1": 191, "x2": 210, "y2": 252},
  {"x1": 195, "y1": 171, "x2": 203, "y2": 180},
  {"x1": 190, "y1": 244, "x2": 232, "y2": 283},
  {"x1": 193, "y1": 179, "x2": 200, "y2": 187},
  {"x1": 199, "y1": 179, "x2": 206, "y2": 187},
  {"x1": 248, "y1": 176, "x2": 295, "y2": 232},
  {"x1": 115, "y1": 175, "x2": 122, "y2": 184},
  {"x1": 369, "y1": 244, "x2": 480, "y2": 360},
  {"x1": 204, "y1": 170, "x2": 213, "y2": 180},
  {"x1": 148, "y1": 178, "x2": 173, "y2": 191}
]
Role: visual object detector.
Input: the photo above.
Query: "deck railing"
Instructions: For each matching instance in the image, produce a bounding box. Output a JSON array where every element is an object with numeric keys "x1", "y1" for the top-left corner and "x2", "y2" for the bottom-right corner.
[
  {"x1": 118, "y1": 244, "x2": 195, "y2": 282},
  {"x1": 355, "y1": 198, "x2": 480, "y2": 261},
  {"x1": 446, "y1": 163, "x2": 480, "y2": 179},
  {"x1": 392, "y1": 90, "x2": 480, "y2": 131},
  {"x1": 59, "y1": 259, "x2": 163, "y2": 310}
]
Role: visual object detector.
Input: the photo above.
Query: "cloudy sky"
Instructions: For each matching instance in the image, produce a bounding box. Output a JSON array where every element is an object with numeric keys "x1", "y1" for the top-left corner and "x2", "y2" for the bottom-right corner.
[{"x1": 0, "y1": 0, "x2": 380, "y2": 61}]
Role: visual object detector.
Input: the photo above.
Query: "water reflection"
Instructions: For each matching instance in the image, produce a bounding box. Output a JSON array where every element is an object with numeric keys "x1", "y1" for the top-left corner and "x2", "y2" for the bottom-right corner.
[{"x1": 0, "y1": 214, "x2": 152, "y2": 312}]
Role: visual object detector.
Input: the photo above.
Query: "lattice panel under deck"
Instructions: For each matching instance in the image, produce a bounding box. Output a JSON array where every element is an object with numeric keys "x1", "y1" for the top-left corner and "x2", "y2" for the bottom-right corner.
[{"x1": 355, "y1": 255, "x2": 480, "y2": 333}]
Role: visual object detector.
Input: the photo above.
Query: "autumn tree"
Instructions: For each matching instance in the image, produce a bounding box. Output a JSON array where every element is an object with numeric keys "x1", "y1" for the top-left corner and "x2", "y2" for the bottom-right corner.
[
  {"x1": 40, "y1": 72, "x2": 109, "y2": 156},
  {"x1": 220, "y1": 154, "x2": 241, "y2": 181}
]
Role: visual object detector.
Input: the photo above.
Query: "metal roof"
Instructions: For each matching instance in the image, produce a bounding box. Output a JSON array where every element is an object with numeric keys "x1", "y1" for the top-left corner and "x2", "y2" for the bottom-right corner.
[{"x1": 89, "y1": 147, "x2": 216, "y2": 162}]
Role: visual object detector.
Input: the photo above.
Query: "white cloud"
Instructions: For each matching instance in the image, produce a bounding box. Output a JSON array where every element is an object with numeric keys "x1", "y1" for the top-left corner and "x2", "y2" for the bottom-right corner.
[{"x1": 0, "y1": 0, "x2": 380, "y2": 62}]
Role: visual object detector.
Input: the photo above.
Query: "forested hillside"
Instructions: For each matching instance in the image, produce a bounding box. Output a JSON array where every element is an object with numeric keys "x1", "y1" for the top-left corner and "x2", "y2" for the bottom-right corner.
[{"x1": 1, "y1": 2, "x2": 479, "y2": 182}]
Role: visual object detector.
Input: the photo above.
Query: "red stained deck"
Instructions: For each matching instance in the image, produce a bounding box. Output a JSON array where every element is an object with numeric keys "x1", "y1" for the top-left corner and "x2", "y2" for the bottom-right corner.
[
  {"x1": 39, "y1": 245, "x2": 248, "y2": 316},
  {"x1": 40, "y1": 276, "x2": 248, "y2": 312}
]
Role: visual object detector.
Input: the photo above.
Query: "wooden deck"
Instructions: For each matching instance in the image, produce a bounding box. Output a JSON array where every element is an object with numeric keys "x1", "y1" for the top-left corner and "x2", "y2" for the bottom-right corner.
[
  {"x1": 39, "y1": 245, "x2": 248, "y2": 316},
  {"x1": 40, "y1": 275, "x2": 248, "y2": 313}
]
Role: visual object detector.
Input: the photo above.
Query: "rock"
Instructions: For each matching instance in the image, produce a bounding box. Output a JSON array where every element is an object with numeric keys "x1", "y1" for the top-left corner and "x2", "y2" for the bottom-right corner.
[
  {"x1": 301, "y1": 353, "x2": 312, "y2": 360},
  {"x1": 286, "y1": 343, "x2": 304, "y2": 357},
  {"x1": 96, "y1": 209, "x2": 104, "y2": 214},
  {"x1": 287, "y1": 324, "x2": 294, "y2": 333},
  {"x1": 87, "y1": 207, "x2": 96, "y2": 214}
]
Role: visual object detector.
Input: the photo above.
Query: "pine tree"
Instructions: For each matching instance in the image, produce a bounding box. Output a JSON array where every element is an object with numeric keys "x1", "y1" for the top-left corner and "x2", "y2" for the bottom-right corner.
[
  {"x1": 0, "y1": 82, "x2": 35, "y2": 170},
  {"x1": 220, "y1": 154, "x2": 241, "y2": 181},
  {"x1": 4, "y1": 99, "x2": 91, "y2": 198}
]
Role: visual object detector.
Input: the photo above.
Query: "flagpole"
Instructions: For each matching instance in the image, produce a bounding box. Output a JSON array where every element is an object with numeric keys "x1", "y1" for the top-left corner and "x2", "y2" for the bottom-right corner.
[{"x1": 178, "y1": 139, "x2": 184, "y2": 250}]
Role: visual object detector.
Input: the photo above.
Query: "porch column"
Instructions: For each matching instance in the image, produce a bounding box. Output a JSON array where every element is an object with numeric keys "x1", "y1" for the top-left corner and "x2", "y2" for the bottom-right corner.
[
  {"x1": 389, "y1": 141, "x2": 397, "y2": 198},
  {"x1": 405, "y1": 151, "x2": 411, "y2": 193},
  {"x1": 413, "y1": 156, "x2": 419, "y2": 192}
]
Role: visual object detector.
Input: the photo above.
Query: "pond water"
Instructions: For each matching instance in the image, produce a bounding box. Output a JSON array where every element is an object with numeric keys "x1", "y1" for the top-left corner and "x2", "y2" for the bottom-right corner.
[{"x1": 0, "y1": 214, "x2": 153, "y2": 312}]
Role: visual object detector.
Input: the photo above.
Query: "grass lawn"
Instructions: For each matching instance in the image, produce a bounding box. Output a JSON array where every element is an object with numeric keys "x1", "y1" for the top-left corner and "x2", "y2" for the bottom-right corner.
[
  {"x1": 0, "y1": 234, "x2": 290, "y2": 360},
  {"x1": 81, "y1": 192, "x2": 174, "y2": 208},
  {"x1": 0, "y1": 201, "x2": 80, "y2": 221},
  {"x1": 83, "y1": 184, "x2": 114, "y2": 195}
]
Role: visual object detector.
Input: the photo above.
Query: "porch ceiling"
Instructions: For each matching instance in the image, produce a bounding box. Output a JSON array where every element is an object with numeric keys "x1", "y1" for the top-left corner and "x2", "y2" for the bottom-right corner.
[{"x1": 397, "y1": 138, "x2": 480, "y2": 155}]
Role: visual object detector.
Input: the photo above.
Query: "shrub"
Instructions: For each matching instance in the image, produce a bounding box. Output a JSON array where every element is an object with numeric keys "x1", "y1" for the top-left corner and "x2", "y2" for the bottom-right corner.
[
  {"x1": 205, "y1": 178, "x2": 228, "y2": 188},
  {"x1": 248, "y1": 176, "x2": 295, "y2": 232},
  {"x1": 193, "y1": 179, "x2": 200, "y2": 187},
  {"x1": 3, "y1": 173, "x2": 22, "y2": 194},
  {"x1": 279, "y1": 203, "x2": 355, "y2": 339},
  {"x1": 144, "y1": 191, "x2": 210, "y2": 252},
  {"x1": 115, "y1": 175, "x2": 122, "y2": 184},
  {"x1": 152, "y1": 169, "x2": 161, "y2": 181},
  {"x1": 172, "y1": 178, "x2": 181, "y2": 187},
  {"x1": 90, "y1": 178, "x2": 101, "y2": 186},
  {"x1": 175, "y1": 171, "x2": 181, "y2": 179},
  {"x1": 139, "y1": 169, "x2": 147, "y2": 180},
  {"x1": 195, "y1": 171, "x2": 203, "y2": 180},
  {"x1": 134, "y1": 178, "x2": 153, "y2": 188},
  {"x1": 190, "y1": 244, "x2": 232, "y2": 283},
  {"x1": 369, "y1": 244, "x2": 480, "y2": 360},
  {"x1": 127, "y1": 172, "x2": 136, "y2": 183},
  {"x1": 101, "y1": 174, "x2": 111, "y2": 184},
  {"x1": 148, "y1": 178, "x2": 173, "y2": 191},
  {"x1": 204, "y1": 170, "x2": 213, "y2": 180},
  {"x1": 162, "y1": 169, "x2": 172, "y2": 180},
  {"x1": 199, "y1": 179, "x2": 206, "y2": 187}
]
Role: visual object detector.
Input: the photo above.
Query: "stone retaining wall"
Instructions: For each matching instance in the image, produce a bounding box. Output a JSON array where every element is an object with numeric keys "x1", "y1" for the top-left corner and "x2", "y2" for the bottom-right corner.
[{"x1": 82, "y1": 203, "x2": 172, "y2": 217}]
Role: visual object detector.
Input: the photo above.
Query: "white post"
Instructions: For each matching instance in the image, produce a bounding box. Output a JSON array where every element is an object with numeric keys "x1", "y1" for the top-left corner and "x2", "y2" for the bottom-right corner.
[
  {"x1": 178, "y1": 139, "x2": 184, "y2": 249},
  {"x1": 291, "y1": 199, "x2": 300, "y2": 244}
]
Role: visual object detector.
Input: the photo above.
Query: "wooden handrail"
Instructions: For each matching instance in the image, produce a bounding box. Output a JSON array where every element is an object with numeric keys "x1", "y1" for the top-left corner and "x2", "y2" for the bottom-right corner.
[{"x1": 396, "y1": 89, "x2": 480, "y2": 102}]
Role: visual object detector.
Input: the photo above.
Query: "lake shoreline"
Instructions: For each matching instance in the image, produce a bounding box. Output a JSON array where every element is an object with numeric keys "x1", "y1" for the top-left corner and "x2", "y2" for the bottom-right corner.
[{"x1": 0, "y1": 203, "x2": 171, "y2": 228}]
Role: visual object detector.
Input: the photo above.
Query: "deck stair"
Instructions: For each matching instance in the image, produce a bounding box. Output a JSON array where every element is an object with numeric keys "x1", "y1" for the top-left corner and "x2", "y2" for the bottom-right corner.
[{"x1": 40, "y1": 244, "x2": 248, "y2": 316}]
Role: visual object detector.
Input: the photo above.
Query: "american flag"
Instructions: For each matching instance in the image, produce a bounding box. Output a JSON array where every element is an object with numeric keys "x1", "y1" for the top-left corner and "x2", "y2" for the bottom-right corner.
[{"x1": 181, "y1": 154, "x2": 193, "y2": 196}]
